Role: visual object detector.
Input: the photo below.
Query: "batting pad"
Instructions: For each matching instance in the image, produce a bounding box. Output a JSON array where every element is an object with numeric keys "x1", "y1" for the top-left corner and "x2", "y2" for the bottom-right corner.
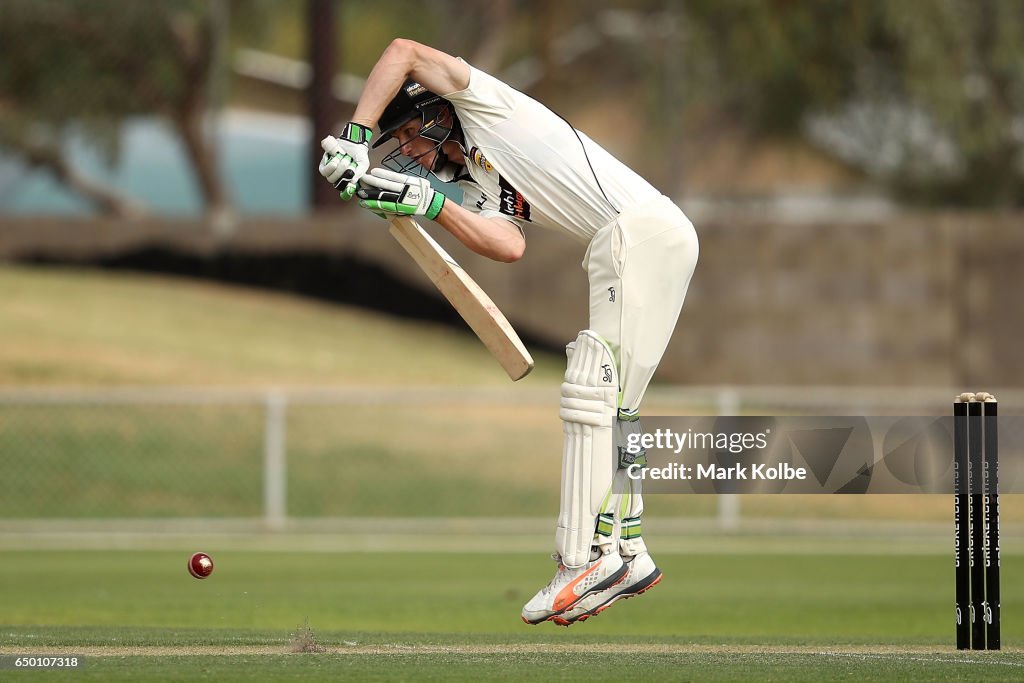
[{"x1": 556, "y1": 330, "x2": 619, "y2": 568}]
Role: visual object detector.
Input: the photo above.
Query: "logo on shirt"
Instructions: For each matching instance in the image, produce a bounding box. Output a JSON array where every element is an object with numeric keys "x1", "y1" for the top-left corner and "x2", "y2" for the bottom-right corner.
[
  {"x1": 468, "y1": 146, "x2": 494, "y2": 173},
  {"x1": 498, "y1": 176, "x2": 531, "y2": 221}
]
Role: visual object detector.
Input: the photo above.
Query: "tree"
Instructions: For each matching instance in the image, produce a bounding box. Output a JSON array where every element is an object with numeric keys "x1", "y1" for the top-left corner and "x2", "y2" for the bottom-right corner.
[
  {"x1": 680, "y1": 0, "x2": 1024, "y2": 206},
  {"x1": 878, "y1": 0, "x2": 1024, "y2": 205},
  {"x1": 0, "y1": 0, "x2": 235, "y2": 219},
  {"x1": 308, "y1": 0, "x2": 341, "y2": 208}
]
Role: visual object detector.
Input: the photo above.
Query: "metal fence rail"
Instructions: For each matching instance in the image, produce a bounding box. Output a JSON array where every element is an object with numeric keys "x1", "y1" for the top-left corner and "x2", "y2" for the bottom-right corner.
[{"x1": 1, "y1": 385, "x2": 1019, "y2": 529}]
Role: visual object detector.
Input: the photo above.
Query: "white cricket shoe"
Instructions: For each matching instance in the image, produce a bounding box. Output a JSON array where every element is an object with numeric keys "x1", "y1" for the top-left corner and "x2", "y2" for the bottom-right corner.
[
  {"x1": 521, "y1": 551, "x2": 627, "y2": 624},
  {"x1": 551, "y1": 552, "x2": 662, "y2": 626}
]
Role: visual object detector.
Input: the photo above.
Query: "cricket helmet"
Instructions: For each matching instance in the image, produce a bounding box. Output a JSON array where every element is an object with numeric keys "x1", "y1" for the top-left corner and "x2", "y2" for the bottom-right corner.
[{"x1": 374, "y1": 78, "x2": 463, "y2": 180}]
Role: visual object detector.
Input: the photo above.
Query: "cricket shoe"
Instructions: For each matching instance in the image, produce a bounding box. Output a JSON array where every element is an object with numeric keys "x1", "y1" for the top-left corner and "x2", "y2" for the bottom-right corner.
[
  {"x1": 551, "y1": 552, "x2": 662, "y2": 626},
  {"x1": 521, "y1": 551, "x2": 627, "y2": 624}
]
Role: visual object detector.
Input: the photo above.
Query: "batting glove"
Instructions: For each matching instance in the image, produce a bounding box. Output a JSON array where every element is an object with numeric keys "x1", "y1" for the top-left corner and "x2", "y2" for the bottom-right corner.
[
  {"x1": 318, "y1": 122, "x2": 373, "y2": 200},
  {"x1": 357, "y1": 168, "x2": 446, "y2": 220}
]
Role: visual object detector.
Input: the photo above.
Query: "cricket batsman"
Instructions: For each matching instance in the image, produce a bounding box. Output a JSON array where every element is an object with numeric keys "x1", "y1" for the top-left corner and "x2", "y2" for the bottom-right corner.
[{"x1": 318, "y1": 39, "x2": 699, "y2": 625}]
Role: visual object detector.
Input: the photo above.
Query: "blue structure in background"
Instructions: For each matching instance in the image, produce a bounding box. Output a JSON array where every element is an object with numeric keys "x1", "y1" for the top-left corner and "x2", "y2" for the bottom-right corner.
[{"x1": 0, "y1": 111, "x2": 309, "y2": 217}]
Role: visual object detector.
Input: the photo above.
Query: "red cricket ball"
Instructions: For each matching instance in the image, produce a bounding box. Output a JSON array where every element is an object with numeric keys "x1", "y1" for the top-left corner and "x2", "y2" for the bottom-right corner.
[{"x1": 188, "y1": 552, "x2": 214, "y2": 579}]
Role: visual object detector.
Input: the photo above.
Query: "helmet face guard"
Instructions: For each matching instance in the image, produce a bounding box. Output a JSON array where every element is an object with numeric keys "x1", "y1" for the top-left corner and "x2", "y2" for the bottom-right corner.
[
  {"x1": 373, "y1": 80, "x2": 462, "y2": 181},
  {"x1": 381, "y1": 103, "x2": 459, "y2": 179}
]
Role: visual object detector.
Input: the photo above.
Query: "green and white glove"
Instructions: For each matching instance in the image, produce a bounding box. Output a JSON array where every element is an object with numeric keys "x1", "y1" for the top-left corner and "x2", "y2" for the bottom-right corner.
[
  {"x1": 357, "y1": 168, "x2": 446, "y2": 220},
  {"x1": 319, "y1": 122, "x2": 373, "y2": 200}
]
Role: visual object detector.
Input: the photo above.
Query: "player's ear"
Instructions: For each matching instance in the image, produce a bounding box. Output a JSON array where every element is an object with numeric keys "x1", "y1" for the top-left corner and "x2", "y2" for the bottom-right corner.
[{"x1": 440, "y1": 104, "x2": 455, "y2": 125}]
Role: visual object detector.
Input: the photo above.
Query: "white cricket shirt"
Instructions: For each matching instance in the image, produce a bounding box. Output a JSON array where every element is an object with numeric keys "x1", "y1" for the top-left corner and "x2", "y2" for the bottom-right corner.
[{"x1": 443, "y1": 64, "x2": 661, "y2": 244}]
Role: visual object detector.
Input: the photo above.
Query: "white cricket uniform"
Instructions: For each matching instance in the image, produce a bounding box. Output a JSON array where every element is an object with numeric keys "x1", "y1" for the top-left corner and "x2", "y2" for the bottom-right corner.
[
  {"x1": 444, "y1": 64, "x2": 698, "y2": 410},
  {"x1": 443, "y1": 64, "x2": 699, "y2": 557}
]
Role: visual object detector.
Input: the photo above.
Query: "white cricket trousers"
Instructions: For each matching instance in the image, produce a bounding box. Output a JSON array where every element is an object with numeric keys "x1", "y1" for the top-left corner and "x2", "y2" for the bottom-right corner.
[
  {"x1": 584, "y1": 195, "x2": 698, "y2": 412},
  {"x1": 579, "y1": 195, "x2": 698, "y2": 555}
]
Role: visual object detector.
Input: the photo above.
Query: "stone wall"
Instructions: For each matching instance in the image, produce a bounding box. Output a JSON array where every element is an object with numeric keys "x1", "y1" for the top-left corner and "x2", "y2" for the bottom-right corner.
[{"x1": 2, "y1": 210, "x2": 1021, "y2": 386}]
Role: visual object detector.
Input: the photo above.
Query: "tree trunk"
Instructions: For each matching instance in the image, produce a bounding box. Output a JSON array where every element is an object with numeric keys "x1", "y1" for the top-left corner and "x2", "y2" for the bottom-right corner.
[
  {"x1": 308, "y1": 0, "x2": 340, "y2": 209},
  {"x1": 167, "y1": 5, "x2": 234, "y2": 231},
  {"x1": 176, "y1": 108, "x2": 233, "y2": 223}
]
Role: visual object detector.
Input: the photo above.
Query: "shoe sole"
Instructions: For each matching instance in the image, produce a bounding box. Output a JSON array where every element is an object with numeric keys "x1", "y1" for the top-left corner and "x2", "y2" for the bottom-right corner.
[
  {"x1": 552, "y1": 568, "x2": 663, "y2": 626},
  {"x1": 521, "y1": 563, "x2": 630, "y2": 625}
]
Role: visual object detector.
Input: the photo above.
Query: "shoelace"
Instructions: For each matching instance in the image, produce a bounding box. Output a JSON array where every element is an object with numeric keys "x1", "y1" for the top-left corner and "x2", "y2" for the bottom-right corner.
[{"x1": 539, "y1": 553, "x2": 569, "y2": 596}]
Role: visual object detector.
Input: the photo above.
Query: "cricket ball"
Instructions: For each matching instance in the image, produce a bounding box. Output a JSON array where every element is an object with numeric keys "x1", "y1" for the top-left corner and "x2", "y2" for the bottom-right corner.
[{"x1": 188, "y1": 552, "x2": 214, "y2": 579}]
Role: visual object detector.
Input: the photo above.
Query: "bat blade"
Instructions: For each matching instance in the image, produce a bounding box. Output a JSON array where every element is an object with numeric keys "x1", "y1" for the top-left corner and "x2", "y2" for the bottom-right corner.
[{"x1": 388, "y1": 216, "x2": 534, "y2": 381}]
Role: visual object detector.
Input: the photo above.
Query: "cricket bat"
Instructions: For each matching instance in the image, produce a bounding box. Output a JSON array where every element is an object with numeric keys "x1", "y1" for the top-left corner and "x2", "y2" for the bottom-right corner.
[{"x1": 387, "y1": 216, "x2": 534, "y2": 381}]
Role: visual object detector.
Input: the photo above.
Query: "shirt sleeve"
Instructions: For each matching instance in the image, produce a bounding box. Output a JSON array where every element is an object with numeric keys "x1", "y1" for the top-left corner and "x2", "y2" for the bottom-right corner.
[{"x1": 442, "y1": 62, "x2": 519, "y2": 128}]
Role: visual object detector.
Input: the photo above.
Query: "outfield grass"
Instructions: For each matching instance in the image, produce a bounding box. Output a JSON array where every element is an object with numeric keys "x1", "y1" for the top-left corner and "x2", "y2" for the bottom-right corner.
[
  {"x1": 0, "y1": 263, "x2": 561, "y2": 518},
  {"x1": 1, "y1": 549, "x2": 1022, "y2": 680},
  {"x1": 0, "y1": 264, "x2": 564, "y2": 386}
]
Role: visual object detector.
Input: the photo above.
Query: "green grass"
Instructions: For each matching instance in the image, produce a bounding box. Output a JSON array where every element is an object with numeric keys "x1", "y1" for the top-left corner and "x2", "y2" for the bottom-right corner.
[
  {"x1": 10, "y1": 395, "x2": 1018, "y2": 520},
  {"x1": 0, "y1": 403, "x2": 266, "y2": 516},
  {"x1": 1, "y1": 549, "x2": 1022, "y2": 680},
  {"x1": 6, "y1": 649, "x2": 1024, "y2": 682},
  {"x1": 0, "y1": 264, "x2": 567, "y2": 518},
  {"x1": 0, "y1": 400, "x2": 562, "y2": 517},
  {"x1": 0, "y1": 264, "x2": 564, "y2": 387}
]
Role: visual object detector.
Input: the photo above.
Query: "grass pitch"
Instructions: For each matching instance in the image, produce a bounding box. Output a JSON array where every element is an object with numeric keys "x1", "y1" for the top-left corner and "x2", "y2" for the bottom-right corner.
[{"x1": 2, "y1": 547, "x2": 1023, "y2": 680}]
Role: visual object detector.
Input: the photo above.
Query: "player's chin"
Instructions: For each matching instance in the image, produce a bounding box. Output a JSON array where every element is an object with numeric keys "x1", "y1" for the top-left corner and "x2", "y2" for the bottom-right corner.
[{"x1": 417, "y1": 152, "x2": 437, "y2": 173}]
